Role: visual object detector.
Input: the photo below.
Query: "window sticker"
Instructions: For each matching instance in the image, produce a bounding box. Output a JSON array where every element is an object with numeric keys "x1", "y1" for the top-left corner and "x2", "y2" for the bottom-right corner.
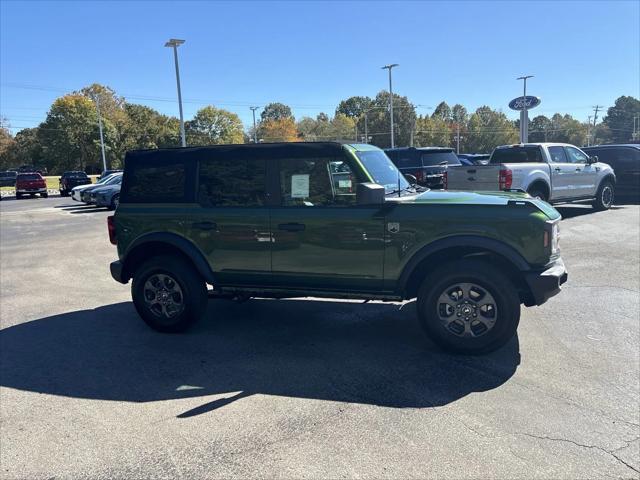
[
  {"x1": 338, "y1": 179, "x2": 352, "y2": 189},
  {"x1": 291, "y1": 174, "x2": 310, "y2": 198}
]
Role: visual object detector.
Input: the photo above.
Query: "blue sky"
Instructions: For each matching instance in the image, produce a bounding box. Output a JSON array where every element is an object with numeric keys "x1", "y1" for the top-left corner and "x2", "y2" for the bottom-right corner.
[{"x1": 1, "y1": 0, "x2": 638, "y2": 132}]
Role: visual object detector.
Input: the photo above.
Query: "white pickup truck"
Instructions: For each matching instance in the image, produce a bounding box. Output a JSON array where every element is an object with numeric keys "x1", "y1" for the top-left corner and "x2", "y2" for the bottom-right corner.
[{"x1": 446, "y1": 143, "x2": 616, "y2": 210}]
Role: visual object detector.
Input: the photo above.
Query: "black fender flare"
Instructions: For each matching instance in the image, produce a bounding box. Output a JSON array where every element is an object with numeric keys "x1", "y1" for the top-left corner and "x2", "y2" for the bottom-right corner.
[
  {"x1": 396, "y1": 235, "x2": 531, "y2": 295},
  {"x1": 122, "y1": 232, "x2": 216, "y2": 283},
  {"x1": 597, "y1": 173, "x2": 616, "y2": 189}
]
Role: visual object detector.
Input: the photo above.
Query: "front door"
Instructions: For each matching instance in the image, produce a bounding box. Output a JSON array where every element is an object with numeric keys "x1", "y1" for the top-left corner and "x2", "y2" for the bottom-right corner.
[
  {"x1": 564, "y1": 146, "x2": 598, "y2": 197},
  {"x1": 270, "y1": 154, "x2": 385, "y2": 292},
  {"x1": 186, "y1": 156, "x2": 272, "y2": 286}
]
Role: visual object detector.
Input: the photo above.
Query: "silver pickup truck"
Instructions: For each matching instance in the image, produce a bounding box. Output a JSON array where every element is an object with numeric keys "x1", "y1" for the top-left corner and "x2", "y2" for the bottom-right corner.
[{"x1": 445, "y1": 143, "x2": 616, "y2": 210}]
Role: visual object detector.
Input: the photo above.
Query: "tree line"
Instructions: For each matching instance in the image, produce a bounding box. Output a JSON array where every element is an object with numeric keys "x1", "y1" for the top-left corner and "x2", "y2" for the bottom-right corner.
[{"x1": 0, "y1": 83, "x2": 637, "y2": 175}]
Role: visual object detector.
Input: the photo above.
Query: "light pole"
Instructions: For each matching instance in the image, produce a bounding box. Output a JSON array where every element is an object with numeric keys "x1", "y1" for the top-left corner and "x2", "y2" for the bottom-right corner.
[
  {"x1": 250, "y1": 106, "x2": 259, "y2": 143},
  {"x1": 382, "y1": 64, "x2": 399, "y2": 148},
  {"x1": 92, "y1": 94, "x2": 107, "y2": 172},
  {"x1": 517, "y1": 75, "x2": 534, "y2": 143},
  {"x1": 165, "y1": 38, "x2": 187, "y2": 147}
]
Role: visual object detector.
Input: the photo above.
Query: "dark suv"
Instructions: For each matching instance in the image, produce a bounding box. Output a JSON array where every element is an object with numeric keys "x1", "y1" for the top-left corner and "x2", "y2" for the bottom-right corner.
[
  {"x1": 59, "y1": 171, "x2": 91, "y2": 196},
  {"x1": 109, "y1": 142, "x2": 567, "y2": 354},
  {"x1": 582, "y1": 144, "x2": 640, "y2": 199},
  {"x1": 385, "y1": 147, "x2": 461, "y2": 189}
]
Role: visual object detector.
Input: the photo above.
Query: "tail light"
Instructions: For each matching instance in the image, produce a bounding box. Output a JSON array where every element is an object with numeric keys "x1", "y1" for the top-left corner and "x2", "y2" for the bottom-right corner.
[
  {"x1": 107, "y1": 215, "x2": 117, "y2": 245},
  {"x1": 443, "y1": 171, "x2": 448, "y2": 189},
  {"x1": 498, "y1": 168, "x2": 512, "y2": 190}
]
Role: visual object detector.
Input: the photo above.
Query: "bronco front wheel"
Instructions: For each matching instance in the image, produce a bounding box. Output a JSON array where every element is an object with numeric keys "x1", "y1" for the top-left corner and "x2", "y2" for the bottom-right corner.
[
  {"x1": 417, "y1": 259, "x2": 520, "y2": 354},
  {"x1": 131, "y1": 255, "x2": 207, "y2": 333}
]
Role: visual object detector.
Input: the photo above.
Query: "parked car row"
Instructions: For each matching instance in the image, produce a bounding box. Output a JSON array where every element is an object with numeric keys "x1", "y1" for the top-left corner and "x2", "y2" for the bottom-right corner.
[
  {"x1": 382, "y1": 143, "x2": 638, "y2": 207},
  {"x1": 71, "y1": 172, "x2": 122, "y2": 209}
]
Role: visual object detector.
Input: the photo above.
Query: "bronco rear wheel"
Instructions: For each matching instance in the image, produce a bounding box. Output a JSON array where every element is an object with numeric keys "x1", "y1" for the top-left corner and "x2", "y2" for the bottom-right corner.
[
  {"x1": 417, "y1": 259, "x2": 520, "y2": 354},
  {"x1": 132, "y1": 255, "x2": 207, "y2": 333}
]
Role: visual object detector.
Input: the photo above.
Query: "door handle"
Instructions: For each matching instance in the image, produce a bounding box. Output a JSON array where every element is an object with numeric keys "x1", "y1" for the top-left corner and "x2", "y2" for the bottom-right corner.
[
  {"x1": 192, "y1": 221, "x2": 217, "y2": 230},
  {"x1": 278, "y1": 223, "x2": 305, "y2": 232},
  {"x1": 554, "y1": 167, "x2": 562, "y2": 172},
  {"x1": 575, "y1": 168, "x2": 582, "y2": 172}
]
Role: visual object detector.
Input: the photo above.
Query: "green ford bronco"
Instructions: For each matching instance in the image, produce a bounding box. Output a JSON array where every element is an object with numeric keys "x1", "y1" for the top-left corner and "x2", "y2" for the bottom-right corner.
[{"x1": 108, "y1": 142, "x2": 567, "y2": 354}]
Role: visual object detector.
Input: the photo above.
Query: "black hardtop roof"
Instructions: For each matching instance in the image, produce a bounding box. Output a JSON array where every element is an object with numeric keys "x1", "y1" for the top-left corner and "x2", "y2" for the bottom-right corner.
[
  {"x1": 582, "y1": 144, "x2": 640, "y2": 150},
  {"x1": 385, "y1": 146, "x2": 454, "y2": 152},
  {"x1": 124, "y1": 142, "x2": 349, "y2": 165}
]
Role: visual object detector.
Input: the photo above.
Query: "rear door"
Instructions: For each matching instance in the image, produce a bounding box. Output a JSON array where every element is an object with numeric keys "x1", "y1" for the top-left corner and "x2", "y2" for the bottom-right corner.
[
  {"x1": 186, "y1": 157, "x2": 272, "y2": 286},
  {"x1": 269, "y1": 153, "x2": 385, "y2": 291}
]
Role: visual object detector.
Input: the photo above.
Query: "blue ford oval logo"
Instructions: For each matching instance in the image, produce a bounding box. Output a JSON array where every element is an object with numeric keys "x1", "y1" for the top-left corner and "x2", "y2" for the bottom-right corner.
[{"x1": 509, "y1": 96, "x2": 541, "y2": 111}]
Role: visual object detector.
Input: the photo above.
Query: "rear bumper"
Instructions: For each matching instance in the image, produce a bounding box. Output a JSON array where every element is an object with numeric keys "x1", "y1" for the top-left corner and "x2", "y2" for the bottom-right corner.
[
  {"x1": 110, "y1": 260, "x2": 128, "y2": 284},
  {"x1": 524, "y1": 258, "x2": 568, "y2": 306},
  {"x1": 16, "y1": 188, "x2": 46, "y2": 194}
]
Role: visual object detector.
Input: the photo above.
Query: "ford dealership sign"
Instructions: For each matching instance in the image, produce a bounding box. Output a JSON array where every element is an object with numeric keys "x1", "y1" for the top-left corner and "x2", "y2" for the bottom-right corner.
[{"x1": 509, "y1": 96, "x2": 541, "y2": 111}]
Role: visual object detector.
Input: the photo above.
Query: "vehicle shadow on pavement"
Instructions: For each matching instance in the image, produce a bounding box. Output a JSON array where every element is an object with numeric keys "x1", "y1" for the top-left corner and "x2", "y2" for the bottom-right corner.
[
  {"x1": 556, "y1": 204, "x2": 627, "y2": 219},
  {"x1": 0, "y1": 300, "x2": 520, "y2": 418}
]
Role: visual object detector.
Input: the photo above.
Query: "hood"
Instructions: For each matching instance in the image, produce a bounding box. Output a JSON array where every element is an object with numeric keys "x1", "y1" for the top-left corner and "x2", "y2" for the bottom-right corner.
[
  {"x1": 72, "y1": 183, "x2": 96, "y2": 192},
  {"x1": 94, "y1": 185, "x2": 120, "y2": 194},
  {"x1": 391, "y1": 190, "x2": 561, "y2": 220}
]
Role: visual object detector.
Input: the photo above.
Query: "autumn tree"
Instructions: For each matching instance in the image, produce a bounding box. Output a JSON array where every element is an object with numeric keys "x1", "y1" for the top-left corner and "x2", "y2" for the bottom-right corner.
[
  {"x1": 365, "y1": 91, "x2": 416, "y2": 148},
  {"x1": 464, "y1": 106, "x2": 518, "y2": 153},
  {"x1": 258, "y1": 117, "x2": 299, "y2": 142},
  {"x1": 414, "y1": 115, "x2": 451, "y2": 147}
]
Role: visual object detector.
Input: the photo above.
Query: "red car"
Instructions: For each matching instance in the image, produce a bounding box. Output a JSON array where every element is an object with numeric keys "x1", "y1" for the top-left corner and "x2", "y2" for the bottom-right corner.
[{"x1": 15, "y1": 173, "x2": 48, "y2": 199}]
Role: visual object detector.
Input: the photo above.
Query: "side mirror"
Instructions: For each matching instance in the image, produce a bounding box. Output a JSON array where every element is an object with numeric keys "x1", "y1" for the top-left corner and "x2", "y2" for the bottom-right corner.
[
  {"x1": 588, "y1": 155, "x2": 598, "y2": 164},
  {"x1": 357, "y1": 182, "x2": 385, "y2": 205},
  {"x1": 404, "y1": 173, "x2": 417, "y2": 185}
]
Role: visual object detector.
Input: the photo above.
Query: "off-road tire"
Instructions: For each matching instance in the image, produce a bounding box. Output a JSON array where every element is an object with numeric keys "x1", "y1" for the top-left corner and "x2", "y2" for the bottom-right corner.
[
  {"x1": 417, "y1": 259, "x2": 521, "y2": 354},
  {"x1": 593, "y1": 180, "x2": 614, "y2": 211},
  {"x1": 131, "y1": 255, "x2": 207, "y2": 333}
]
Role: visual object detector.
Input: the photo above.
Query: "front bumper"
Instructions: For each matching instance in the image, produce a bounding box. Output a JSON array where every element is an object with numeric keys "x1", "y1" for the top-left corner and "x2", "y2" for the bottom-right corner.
[
  {"x1": 110, "y1": 260, "x2": 127, "y2": 284},
  {"x1": 524, "y1": 257, "x2": 568, "y2": 306},
  {"x1": 95, "y1": 194, "x2": 111, "y2": 207}
]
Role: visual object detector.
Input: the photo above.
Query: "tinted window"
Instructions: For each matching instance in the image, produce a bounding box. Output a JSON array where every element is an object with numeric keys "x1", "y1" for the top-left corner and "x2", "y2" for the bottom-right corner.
[
  {"x1": 565, "y1": 146, "x2": 589, "y2": 164},
  {"x1": 279, "y1": 157, "x2": 356, "y2": 207},
  {"x1": 17, "y1": 173, "x2": 41, "y2": 180},
  {"x1": 198, "y1": 158, "x2": 266, "y2": 207},
  {"x1": 548, "y1": 146, "x2": 568, "y2": 163},
  {"x1": 490, "y1": 147, "x2": 543, "y2": 163},
  {"x1": 396, "y1": 155, "x2": 421, "y2": 168},
  {"x1": 420, "y1": 151, "x2": 460, "y2": 166},
  {"x1": 126, "y1": 164, "x2": 186, "y2": 202}
]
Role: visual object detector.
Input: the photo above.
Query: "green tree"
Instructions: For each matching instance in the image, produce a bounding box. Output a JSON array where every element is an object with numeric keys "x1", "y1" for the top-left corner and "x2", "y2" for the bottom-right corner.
[
  {"x1": 602, "y1": 95, "x2": 640, "y2": 143},
  {"x1": 432, "y1": 101, "x2": 452, "y2": 122},
  {"x1": 366, "y1": 91, "x2": 416, "y2": 149},
  {"x1": 296, "y1": 113, "x2": 355, "y2": 141},
  {"x1": 7, "y1": 128, "x2": 43, "y2": 168},
  {"x1": 451, "y1": 104, "x2": 468, "y2": 124},
  {"x1": 464, "y1": 106, "x2": 518, "y2": 153},
  {"x1": 38, "y1": 94, "x2": 112, "y2": 173},
  {"x1": 335, "y1": 96, "x2": 373, "y2": 118},
  {"x1": 121, "y1": 104, "x2": 180, "y2": 151},
  {"x1": 529, "y1": 115, "x2": 552, "y2": 142},
  {"x1": 261, "y1": 102, "x2": 294, "y2": 122},
  {"x1": 414, "y1": 115, "x2": 451, "y2": 147},
  {"x1": 0, "y1": 122, "x2": 16, "y2": 170},
  {"x1": 185, "y1": 106, "x2": 244, "y2": 146}
]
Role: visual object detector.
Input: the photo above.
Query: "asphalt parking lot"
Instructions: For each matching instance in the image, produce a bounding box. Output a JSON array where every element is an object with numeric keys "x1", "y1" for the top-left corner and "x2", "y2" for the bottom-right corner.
[{"x1": 1, "y1": 196, "x2": 638, "y2": 479}]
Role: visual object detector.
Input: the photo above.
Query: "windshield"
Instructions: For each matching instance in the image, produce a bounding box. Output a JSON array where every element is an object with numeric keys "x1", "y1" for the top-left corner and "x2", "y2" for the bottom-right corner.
[
  {"x1": 355, "y1": 149, "x2": 410, "y2": 193},
  {"x1": 104, "y1": 174, "x2": 123, "y2": 185},
  {"x1": 420, "y1": 151, "x2": 460, "y2": 166}
]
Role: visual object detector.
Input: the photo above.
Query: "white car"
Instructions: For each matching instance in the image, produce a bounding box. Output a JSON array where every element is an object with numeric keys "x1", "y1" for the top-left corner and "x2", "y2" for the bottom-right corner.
[
  {"x1": 70, "y1": 173, "x2": 119, "y2": 202},
  {"x1": 445, "y1": 143, "x2": 616, "y2": 210}
]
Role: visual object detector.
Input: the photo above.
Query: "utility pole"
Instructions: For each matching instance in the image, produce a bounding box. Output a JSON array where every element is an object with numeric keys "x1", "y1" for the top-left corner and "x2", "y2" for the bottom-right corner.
[
  {"x1": 592, "y1": 105, "x2": 603, "y2": 127},
  {"x1": 92, "y1": 95, "x2": 107, "y2": 173},
  {"x1": 250, "y1": 106, "x2": 259, "y2": 143},
  {"x1": 517, "y1": 75, "x2": 534, "y2": 143},
  {"x1": 456, "y1": 123, "x2": 460, "y2": 154},
  {"x1": 165, "y1": 39, "x2": 187, "y2": 147},
  {"x1": 364, "y1": 111, "x2": 369, "y2": 144},
  {"x1": 381, "y1": 64, "x2": 399, "y2": 148},
  {"x1": 587, "y1": 116, "x2": 592, "y2": 146},
  {"x1": 633, "y1": 115, "x2": 639, "y2": 140}
]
